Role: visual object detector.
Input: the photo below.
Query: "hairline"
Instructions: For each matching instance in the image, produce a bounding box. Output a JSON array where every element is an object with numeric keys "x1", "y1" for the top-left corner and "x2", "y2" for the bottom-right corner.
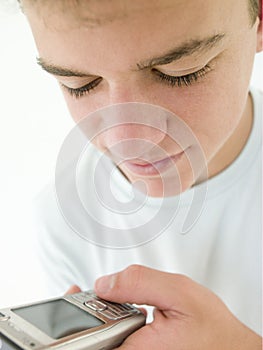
[{"x1": 19, "y1": 0, "x2": 260, "y2": 27}]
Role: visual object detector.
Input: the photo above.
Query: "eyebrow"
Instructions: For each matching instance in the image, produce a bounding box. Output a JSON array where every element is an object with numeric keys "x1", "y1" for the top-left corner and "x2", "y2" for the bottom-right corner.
[
  {"x1": 137, "y1": 33, "x2": 225, "y2": 69},
  {"x1": 37, "y1": 33, "x2": 225, "y2": 77},
  {"x1": 36, "y1": 57, "x2": 93, "y2": 77}
]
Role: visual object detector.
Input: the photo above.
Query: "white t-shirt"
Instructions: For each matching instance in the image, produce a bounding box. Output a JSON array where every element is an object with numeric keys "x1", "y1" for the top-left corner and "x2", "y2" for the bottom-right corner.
[{"x1": 33, "y1": 87, "x2": 262, "y2": 335}]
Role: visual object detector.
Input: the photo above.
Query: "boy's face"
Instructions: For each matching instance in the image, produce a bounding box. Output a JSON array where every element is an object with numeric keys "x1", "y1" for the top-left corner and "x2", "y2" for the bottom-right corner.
[{"x1": 23, "y1": 0, "x2": 261, "y2": 197}]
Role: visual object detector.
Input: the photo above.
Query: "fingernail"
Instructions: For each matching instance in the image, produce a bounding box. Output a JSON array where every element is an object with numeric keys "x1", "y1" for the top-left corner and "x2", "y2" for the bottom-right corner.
[{"x1": 95, "y1": 273, "x2": 116, "y2": 294}]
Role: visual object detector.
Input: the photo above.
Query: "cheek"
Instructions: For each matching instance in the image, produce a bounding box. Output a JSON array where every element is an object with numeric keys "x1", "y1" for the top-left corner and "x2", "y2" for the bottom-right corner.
[
  {"x1": 158, "y1": 65, "x2": 252, "y2": 159},
  {"x1": 62, "y1": 51, "x2": 251, "y2": 160},
  {"x1": 61, "y1": 90, "x2": 98, "y2": 123},
  {"x1": 151, "y1": 86, "x2": 245, "y2": 161},
  {"x1": 63, "y1": 84, "x2": 244, "y2": 158}
]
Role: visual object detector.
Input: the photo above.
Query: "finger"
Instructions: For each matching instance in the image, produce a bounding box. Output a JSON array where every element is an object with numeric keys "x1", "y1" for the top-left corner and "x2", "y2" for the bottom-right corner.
[
  {"x1": 94, "y1": 264, "x2": 195, "y2": 311},
  {"x1": 138, "y1": 307, "x2": 147, "y2": 317},
  {"x1": 65, "y1": 285, "x2": 82, "y2": 295},
  {"x1": 114, "y1": 323, "x2": 164, "y2": 350}
]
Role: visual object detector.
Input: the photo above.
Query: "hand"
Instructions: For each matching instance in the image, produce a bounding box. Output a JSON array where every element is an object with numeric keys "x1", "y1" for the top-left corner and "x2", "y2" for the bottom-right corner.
[
  {"x1": 65, "y1": 285, "x2": 81, "y2": 295},
  {"x1": 94, "y1": 265, "x2": 262, "y2": 350}
]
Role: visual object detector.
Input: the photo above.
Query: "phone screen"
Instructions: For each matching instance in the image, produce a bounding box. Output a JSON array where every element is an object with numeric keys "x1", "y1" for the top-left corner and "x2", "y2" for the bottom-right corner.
[{"x1": 12, "y1": 299, "x2": 104, "y2": 339}]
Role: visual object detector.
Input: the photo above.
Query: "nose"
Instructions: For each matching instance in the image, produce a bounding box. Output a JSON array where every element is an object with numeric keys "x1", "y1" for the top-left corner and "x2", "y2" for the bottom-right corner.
[
  {"x1": 95, "y1": 100, "x2": 168, "y2": 160},
  {"x1": 102, "y1": 124, "x2": 166, "y2": 159}
]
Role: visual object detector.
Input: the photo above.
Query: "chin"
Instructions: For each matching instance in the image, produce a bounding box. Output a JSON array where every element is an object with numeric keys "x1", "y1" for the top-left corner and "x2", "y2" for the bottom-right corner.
[{"x1": 129, "y1": 173, "x2": 195, "y2": 198}]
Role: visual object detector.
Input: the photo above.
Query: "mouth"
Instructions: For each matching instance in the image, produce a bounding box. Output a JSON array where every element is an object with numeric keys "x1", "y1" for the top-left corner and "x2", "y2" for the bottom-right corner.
[{"x1": 121, "y1": 152, "x2": 184, "y2": 177}]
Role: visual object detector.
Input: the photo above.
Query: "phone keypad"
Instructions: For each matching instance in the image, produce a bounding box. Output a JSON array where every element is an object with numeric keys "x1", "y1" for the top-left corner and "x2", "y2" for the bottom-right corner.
[
  {"x1": 89, "y1": 301, "x2": 138, "y2": 320},
  {"x1": 72, "y1": 291, "x2": 139, "y2": 320},
  {"x1": 72, "y1": 291, "x2": 96, "y2": 302},
  {"x1": 95, "y1": 300, "x2": 138, "y2": 320},
  {"x1": 84, "y1": 300, "x2": 107, "y2": 312}
]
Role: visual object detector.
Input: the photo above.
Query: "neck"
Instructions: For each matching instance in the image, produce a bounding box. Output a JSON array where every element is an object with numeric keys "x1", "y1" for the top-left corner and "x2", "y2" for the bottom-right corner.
[{"x1": 207, "y1": 92, "x2": 253, "y2": 179}]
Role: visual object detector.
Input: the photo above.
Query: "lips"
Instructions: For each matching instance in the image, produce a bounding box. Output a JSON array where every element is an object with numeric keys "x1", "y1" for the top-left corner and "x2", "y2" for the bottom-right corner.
[{"x1": 122, "y1": 152, "x2": 184, "y2": 177}]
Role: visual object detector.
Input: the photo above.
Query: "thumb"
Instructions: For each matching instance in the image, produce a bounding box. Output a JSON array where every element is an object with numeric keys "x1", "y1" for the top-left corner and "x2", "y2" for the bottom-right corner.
[{"x1": 94, "y1": 264, "x2": 191, "y2": 311}]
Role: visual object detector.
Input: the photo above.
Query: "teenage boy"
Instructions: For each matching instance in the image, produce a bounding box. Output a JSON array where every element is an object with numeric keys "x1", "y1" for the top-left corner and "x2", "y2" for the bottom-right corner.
[{"x1": 20, "y1": 0, "x2": 262, "y2": 348}]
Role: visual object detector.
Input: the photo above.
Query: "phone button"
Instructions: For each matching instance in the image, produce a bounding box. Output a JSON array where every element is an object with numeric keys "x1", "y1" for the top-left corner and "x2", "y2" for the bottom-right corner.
[
  {"x1": 8, "y1": 322, "x2": 21, "y2": 332},
  {"x1": 0, "y1": 313, "x2": 10, "y2": 322},
  {"x1": 98, "y1": 309, "x2": 120, "y2": 320},
  {"x1": 84, "y1": 300, "x2": 107, "y2": 311}
]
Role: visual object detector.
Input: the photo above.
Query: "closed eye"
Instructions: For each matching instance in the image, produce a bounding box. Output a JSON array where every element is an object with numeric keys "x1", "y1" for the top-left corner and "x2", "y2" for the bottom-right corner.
[
  {"x1": 153, "y1": 64, "x2": 212, "y2": 87},
  {"x1": 61, "y1": 64, "x2": 212, "y2": 99},
  {"x1": 61, "y1": 77, "x2": 103, "y2": 98}
]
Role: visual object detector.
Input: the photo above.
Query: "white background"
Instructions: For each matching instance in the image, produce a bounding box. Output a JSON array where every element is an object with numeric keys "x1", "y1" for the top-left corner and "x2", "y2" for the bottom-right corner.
[{"x1": 0, "y1": 2, "x2": 262, "y2": 308}]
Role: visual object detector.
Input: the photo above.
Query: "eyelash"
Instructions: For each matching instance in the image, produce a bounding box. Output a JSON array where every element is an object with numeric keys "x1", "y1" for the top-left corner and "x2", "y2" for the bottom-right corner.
[
  {"x1": 153, "y1": 64, "x2": 212, "y2": 87},
  {"x1": 61, "y1": 77, "x2": 102, "y2": 98},
  {"x1": 62, "y1": 64, "x2": 212, "y2": 98}
]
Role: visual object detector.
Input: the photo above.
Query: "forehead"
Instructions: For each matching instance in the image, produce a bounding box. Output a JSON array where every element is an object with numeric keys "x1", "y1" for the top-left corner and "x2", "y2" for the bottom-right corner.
[
  {"x1": 22, "y1": 0, "x2": 247, "y2": 28},
  {"x1": 23, "y1": 0, "x2": 248, "y2": 73},
  {"x1": 22, "y1": 0, "x2": 186, "y2": 24}
]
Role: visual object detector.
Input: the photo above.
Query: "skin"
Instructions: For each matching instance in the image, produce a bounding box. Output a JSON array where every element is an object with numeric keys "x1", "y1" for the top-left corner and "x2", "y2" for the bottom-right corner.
[
  {"x1": 95, "y1": 265, "x2": 262, "y2": 349},
  {"x1": 22, "y1": 0, "x2": 262, "y2": 348},
  {"x1": 66, "y1": 265, "x2": 262, "y2": 349},
  {"x1": 22, "y1": 0, "x2": 262, "y2": 197}
]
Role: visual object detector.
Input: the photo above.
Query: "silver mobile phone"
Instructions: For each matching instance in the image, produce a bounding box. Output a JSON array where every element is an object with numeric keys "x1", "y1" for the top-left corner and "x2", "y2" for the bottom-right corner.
[{"x1": 0, "y1": 290, "x2": 146, "y2": 350}]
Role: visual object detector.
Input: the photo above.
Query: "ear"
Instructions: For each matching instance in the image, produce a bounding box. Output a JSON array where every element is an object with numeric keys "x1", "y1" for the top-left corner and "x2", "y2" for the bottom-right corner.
[{"x1": 256, "y1": 1, "x2": 263, "y2": 52}]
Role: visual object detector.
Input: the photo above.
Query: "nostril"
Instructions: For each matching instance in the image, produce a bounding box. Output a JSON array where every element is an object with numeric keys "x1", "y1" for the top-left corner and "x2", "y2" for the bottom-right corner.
[
  {"x1": 80, "y1": 102, "x2": 170, "y2": 156},
  {"x1": 102, "y1": 124, "x2": 166, "y2": 148},
  {"x1": 96, "y1": 124, "x2": 166, "y2": 162}
]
